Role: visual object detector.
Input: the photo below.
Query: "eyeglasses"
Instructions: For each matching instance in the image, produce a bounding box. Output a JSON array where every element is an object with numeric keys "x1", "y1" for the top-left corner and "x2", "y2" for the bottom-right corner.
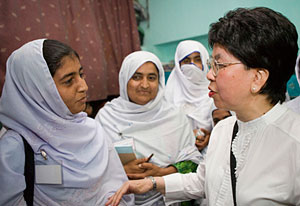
[{"x1": 207, "y1": 57, "x2": 242, "y2": 77}]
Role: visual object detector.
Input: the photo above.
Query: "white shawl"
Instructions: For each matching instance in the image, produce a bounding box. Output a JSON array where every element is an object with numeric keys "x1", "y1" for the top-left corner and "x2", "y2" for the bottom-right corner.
[
  {"x1": 95, "y1": 51, "x2": 201, "y2": 167},
  {"x1": 165, "y1": 40, "x2": 214, "y2": 130}
]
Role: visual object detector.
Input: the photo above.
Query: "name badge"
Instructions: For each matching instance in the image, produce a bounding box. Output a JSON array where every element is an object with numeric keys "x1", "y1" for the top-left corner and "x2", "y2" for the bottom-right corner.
[{"x1": 35, "y1": 164, "x2": 62, "y2": 184}]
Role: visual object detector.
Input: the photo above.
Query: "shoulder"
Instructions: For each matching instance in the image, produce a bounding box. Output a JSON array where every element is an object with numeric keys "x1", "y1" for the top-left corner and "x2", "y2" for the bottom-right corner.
[
  {"x1": 212, "y1": 115, "x2": 236, "y2": 131},
  {"x1": 0, "y1": 130, "x2": 25, "y2": 172},
  {"x1": 272, "y1": 107, "x2": 300, "y2": 143},
  {"x1": 0, "y1": 130, "x2": 24, "y2": 152},
  {"x1": 285, "y1": 96, "x2": 300, "y2": 114}
]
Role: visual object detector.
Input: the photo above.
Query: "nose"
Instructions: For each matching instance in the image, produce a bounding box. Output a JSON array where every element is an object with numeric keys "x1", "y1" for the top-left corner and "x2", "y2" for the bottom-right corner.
[
  {"x1": 78, "y1": 77, "x2": 88, "y2": 93},
  {"x1": 141, "y1": 77, "x2": 149, "y2": 88},
  {"x1": 206, "y1": 68, "x2": 215, "y2": 82}
]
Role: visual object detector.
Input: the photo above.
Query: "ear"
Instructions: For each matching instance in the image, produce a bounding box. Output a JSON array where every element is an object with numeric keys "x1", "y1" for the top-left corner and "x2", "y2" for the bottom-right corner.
[{"x1": 250, "y1": 69, "x2": 269, "y2": 93}]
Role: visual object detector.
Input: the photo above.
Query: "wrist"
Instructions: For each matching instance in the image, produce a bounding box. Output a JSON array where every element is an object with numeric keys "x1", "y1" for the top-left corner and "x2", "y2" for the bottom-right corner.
[{"x1": 145, "y1": 176, "x2": 157, "y2": 190}]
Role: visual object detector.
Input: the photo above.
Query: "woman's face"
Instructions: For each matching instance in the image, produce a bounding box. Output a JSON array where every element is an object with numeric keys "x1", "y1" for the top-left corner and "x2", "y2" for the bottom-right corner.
[
  {"x1": 207, "y1": 44, "x2": 255, "y2": 112},
  {"x1": 127, "y1": 62, "x2": 159, "y2": 105},
  {"x1": 53, "y1": 55, "x2": 88, "y2": 114},
  {"x1": 180, "y1": 52, "x2": 203, "y2": 69}
]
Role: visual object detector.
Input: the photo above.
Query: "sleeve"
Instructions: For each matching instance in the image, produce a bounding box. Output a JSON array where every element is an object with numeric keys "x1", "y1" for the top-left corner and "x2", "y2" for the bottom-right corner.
[
  {"x1": 0, "y1": 131, "x2": 27, "y2": 206},
  {"x1": 163, "y1": 160, "x2": 205, "y2": 205}
]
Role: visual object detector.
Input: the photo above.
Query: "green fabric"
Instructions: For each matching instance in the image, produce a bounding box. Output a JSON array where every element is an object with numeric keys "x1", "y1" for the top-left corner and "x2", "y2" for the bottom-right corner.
[
  {"x1": 172, "y1": 160, "x2": 198, "y2": 206},
  {"x1": 173, "y1": 160, "x2": 198, "y2": 174}
]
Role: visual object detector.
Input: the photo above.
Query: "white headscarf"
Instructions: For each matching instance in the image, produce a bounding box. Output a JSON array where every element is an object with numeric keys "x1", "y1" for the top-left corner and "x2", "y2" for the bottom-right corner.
[
  {"x1": 165, "y1": 40, "x2": 214, "y2": 130},
  {"x1": 286, "y1": 55, "x2": 300, "y2": 113},
  {"x1": 95, "y1": 51, "x2": 201, "y2": 167},
  {"x1": 0, "y1": 39, "x2": 110, "y2": 188},
  {"x1": 296, "y1": 55, "x2": 300, "y2": 86}
]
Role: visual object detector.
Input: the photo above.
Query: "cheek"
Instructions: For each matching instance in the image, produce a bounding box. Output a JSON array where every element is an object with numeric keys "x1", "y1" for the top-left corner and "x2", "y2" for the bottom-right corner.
[
  {"x1": 216, "y1": 74, "x2": 241, "y2": 100},
  {"x1": 56, "y1": 85, "x2": 75, "y2": 108},
  {"x1": 151, "y1": 82, "x2": 159, "y2": 95},
  {"x1": 195, "y1": 62, "x2": 203, "y2": 69},
  {"x1": 217, "y1": 73, "x2": 251, "y2": 103}
]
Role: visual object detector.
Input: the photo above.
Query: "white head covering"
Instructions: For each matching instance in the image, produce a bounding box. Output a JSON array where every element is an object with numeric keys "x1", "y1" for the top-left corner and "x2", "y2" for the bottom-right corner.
[
  {"x1": 0, "y1": 39, "x2": 111, "y2": 188},
  {"x1": 296, "y1": 55, "x2": 300, "y2": 86},
  {"x1": 96, "y1": 51, "x2": 201, "y2": 167},
  {"x1": 165, "y1": 40, "x2": 214, "y2": 130},
  {"x1": 286, "y1": 55, "x2": 300, "y2": 113}
]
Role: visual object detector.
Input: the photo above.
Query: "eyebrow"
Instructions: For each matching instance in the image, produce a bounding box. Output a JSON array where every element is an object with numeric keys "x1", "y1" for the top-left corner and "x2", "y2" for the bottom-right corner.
[
  {"x1": 59, "y1": 67, "x2": 83, "y2": 81},
  {"x1": 134, "y1": 72, "x2": 158, "y2": 76}
]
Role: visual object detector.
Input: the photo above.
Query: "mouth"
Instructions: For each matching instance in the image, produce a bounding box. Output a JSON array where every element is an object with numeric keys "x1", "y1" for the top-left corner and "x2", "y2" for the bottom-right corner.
[
  {"x1": 208, "y1": 87, "x2": 216, "y2": 98},
  {"x1": 77, "y1": 96, "x2": 87, "y2": 103},
  {"x1": 138, "y1": 90, "x2": 150, "y2": 95}
]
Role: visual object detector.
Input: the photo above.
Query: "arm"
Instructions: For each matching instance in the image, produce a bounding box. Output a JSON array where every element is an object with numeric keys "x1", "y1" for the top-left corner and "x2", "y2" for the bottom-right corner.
[
  {"x1": 106, "y1": 161, "x2": 206, "y2": 206},
  {"x1": 0, "y1": 131, "x2": 27, "y2": 206},
  {"x1": 164, "y1": 160, "x2": 206, "y2": 202},
  {"x1": 127, "y1": 163, "x2": 177, "y2": 179},
  {"x1": 105, "y1": 177, "x2": 165, "y2": 206}
]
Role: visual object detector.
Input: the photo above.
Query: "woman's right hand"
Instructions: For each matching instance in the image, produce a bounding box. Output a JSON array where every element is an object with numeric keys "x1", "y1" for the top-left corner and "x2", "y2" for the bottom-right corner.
[
  {"x1": 123, "y1": 158, "x2": 148, "y2": 174},
  {"x1": 105, "y1": 179, "x2": 153, "y2": 206}
]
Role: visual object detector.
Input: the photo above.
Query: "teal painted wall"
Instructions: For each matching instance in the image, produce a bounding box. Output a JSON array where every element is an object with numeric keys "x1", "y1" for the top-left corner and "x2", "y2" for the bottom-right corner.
[{"x1": 139, "y1": 0, "x2": 300, "y2": 63}]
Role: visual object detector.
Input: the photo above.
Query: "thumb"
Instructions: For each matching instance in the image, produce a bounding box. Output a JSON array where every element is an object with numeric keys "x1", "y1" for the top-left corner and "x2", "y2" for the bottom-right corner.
[{"x1": 134, "y1": 157, "x2": 147, "y2": 164}]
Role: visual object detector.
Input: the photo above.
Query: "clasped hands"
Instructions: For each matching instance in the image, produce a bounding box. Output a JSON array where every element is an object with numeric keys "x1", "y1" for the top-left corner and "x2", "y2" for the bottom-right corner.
[
  {"x1": 194, "y1": 128, "x2": 211, "y2": 151},
  {"x1": 124, "y1": 158, "x2": 163, "y2": 179}
]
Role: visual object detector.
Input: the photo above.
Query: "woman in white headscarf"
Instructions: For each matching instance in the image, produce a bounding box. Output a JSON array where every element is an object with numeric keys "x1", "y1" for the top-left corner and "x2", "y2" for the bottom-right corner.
[
  {"x1": 0, "y1": 39, "x2": 133, "y2": 206},
  {"x1": 165, "y1": 40, "x2": 215, "y2": 152},
  {"x1": 286, "y1": 55, "x2": 300, "y2": 113},
  {"x1": 95, "y1": 51, "x2": 201, "y2": 205}
]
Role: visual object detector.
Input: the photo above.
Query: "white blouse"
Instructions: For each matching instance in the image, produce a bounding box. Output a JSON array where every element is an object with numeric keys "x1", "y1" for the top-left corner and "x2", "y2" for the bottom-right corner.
[{"x1": 164, "y1": 103, "x2": 300, "y2": 205}]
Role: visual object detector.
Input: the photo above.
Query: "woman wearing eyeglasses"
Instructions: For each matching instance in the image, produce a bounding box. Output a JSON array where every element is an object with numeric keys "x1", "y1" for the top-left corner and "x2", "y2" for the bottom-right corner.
[{"x1": 106, "y1": 7, "x2": 300, "y2": 206}]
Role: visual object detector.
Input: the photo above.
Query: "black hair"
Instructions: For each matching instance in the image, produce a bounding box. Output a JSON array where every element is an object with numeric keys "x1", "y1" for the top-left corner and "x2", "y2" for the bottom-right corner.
[
  {"x1": 43, "y1": 39, "x2": 79, "y2": 76},
  {"x1": 208, "y1": 7, "x2": 298, "y2": 104}
]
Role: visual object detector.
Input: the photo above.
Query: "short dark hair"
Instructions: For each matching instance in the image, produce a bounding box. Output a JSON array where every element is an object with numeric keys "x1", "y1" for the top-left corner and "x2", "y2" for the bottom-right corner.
[
  {"x1": 43, "y1": 39, "x2": 79, "y2": 76},
  {"x1": 208, "y1": 7, "x2": 298, "y2": 104}
]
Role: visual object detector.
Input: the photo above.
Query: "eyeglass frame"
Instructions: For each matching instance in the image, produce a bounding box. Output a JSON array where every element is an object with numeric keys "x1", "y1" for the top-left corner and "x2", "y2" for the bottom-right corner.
[{"x1": 207, "y1": 57, "x2": 243, "y2": 77}]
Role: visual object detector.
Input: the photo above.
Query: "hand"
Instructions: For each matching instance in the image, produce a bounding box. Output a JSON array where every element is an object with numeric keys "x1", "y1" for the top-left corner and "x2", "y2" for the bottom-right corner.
[
  {"x1": 194, "y1": 128, "x2": 211, "y2": 151},
  {"x1": 105, "y1": 179, "x2": 153, "y2": 206},
  {"x1": 127, "y1": 164, "x2": 177, "y2": 179},
  {"x1": 123, "y1": 158, "x2": 148, "y2": 174}
]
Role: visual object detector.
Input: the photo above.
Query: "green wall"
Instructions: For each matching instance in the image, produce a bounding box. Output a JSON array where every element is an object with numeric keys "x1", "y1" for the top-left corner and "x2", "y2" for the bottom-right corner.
[{"x1": 139, "y1": 0, "x2": 300, "y2": 63}]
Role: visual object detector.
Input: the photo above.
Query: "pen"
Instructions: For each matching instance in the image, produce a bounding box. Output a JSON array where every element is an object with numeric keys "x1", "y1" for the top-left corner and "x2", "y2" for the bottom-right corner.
[{"x1": 146, "y1": 153, "x2": 154, "y2": 162}]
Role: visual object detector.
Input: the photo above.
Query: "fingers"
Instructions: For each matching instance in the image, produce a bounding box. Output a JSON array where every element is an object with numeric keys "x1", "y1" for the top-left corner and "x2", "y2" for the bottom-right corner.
[
  {"x1": 200, "y1": 128, "x2": 211, "y2": 136},
  {"x1": 134, "y1": 157, "x2": 148, "y2": 164},
  {"x1": 127, "y1": 173, "x2": 147, "y2": 180},
  {"x1": 106, "y1": 182, "x2": 130, "y2": 206}
]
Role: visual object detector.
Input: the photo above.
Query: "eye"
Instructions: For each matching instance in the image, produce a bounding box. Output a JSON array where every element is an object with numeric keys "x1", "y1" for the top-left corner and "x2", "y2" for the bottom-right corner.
[
  {"x1": 194, "y1": 57, "x2": 202, "y2": 63},
  {"x1": 64, "y1": 77, "x2": 74, "y2": 85},
  {"x1": 80, "y1": 72, "x2": 86, "y2": 79},
  {"x1": 148, "y1": 75, "x2": 157, "y2": 81},
  {"x1": 217, "y1": 62, "x2": 226, "y2": 69},
  {"x1": 182, "y1": 58, "x2": 191, "y2": 64},
  {"x1": 131, "y1": 74, "x2": 142, "y2": 81}
]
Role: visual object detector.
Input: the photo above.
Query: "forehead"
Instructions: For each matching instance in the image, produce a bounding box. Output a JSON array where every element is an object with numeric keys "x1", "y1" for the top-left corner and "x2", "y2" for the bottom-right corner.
[
  {"x1": 185, "y1": 52, "x2": 200, "y2": 59},
  {"x1": 135, "y1": 62, "x2": 158, "y2": 74},
  {"x1": 55, "y1": 56, "x2": 81, "y2": 76},
  {"x1": 212, "y1": 44, "x2": 235, "y2": 61}
]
